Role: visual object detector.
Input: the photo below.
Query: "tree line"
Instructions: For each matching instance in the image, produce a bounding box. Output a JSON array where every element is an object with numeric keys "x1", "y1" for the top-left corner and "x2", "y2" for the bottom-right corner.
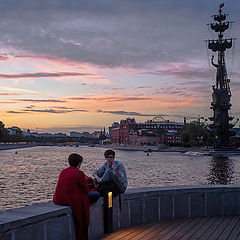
[
  {"x1": 0, "y1": 121, "x2": 23, "y2": 142},
  {"x1": 0, "y1": 120, "x2": 108, "y2": 144}
]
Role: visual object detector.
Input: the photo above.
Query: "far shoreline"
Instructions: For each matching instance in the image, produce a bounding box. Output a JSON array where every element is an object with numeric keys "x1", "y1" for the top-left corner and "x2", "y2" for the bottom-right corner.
[
  {"x1": 0, "y1": 143, "x2": 201, "y2": 153},
  {"x1": 0, "y1": 143, "x2": 42, "y2": 151},
  {"x1": 96, "y1": 144, "x2": 201, "y2": 153}
]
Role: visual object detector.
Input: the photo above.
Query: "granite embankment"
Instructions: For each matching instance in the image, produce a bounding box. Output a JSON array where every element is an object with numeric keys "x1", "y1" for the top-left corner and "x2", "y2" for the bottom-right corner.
[
  {"x1": 0, "y1": 143, "x2": 201, "y2": 153},
  {"x1": 98, "y1": 144, "x2": 201, "y2": 153},
  {"x1": 0, "y1": 143, "x2": 43, "y2": 151}
]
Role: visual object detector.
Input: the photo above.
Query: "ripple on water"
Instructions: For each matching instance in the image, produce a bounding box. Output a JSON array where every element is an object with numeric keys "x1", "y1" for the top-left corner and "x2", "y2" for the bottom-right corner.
[{"x1": 0, "y1": 146, "x2": 240, "y2": 211}]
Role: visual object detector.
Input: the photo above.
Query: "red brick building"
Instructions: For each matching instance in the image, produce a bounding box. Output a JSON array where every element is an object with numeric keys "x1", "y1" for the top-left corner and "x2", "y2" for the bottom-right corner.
[
  {"x1": 111, "y1": 118, "x2": 184, "y2": 146},
  {"x1": 111, "y1": 127, "x2": 120, "y2": 145}
]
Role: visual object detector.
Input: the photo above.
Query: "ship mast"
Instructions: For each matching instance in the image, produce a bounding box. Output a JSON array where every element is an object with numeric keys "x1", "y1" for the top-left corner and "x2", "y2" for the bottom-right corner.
[{"x1": 207, "y1": 3, "x2": 235, "y2": 148}]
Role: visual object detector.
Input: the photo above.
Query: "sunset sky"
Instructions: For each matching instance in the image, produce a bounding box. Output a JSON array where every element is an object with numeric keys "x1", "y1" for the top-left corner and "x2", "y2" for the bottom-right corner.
[{"x1": 0, "y1": 0, "x2": 240, "y2": 133}]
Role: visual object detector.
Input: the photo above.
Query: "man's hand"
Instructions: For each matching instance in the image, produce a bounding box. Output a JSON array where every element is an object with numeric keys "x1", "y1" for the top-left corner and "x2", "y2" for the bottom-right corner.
[
  {"x1": 112, "y1": 162, "x2": 118, "y2": 170},
  {"x1": 112, "y1": 162, "x2": 121, "y2": 178}
]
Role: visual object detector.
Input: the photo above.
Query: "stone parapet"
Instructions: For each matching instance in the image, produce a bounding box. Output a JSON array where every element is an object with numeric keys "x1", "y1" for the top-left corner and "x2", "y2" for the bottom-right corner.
[
  {"x1": 1, "y1": 185, "x2": 240, "y2": 239},
  {"x1": 112, "y1": 185, "x2": 240, "y2": 232},
  {"x1": 0, "y1": 202, "x2": 75, "y2": 240}
]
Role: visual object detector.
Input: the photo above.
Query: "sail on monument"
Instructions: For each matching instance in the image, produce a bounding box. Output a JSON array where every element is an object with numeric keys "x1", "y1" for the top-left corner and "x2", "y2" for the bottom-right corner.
[{"x1": 207, "y1": 3, "x2": 237, "y2": 149}]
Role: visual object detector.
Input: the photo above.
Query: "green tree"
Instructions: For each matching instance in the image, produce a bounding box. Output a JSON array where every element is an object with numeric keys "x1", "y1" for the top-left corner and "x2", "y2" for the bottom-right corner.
[
  {"x1": 11, "y1": 128, "x2": 23, "y2": 142},
  {"x1": 0, "y1": 121, "x2": 8, "y2": 142},
  {"x1": 0, "y1": 121, "x2": 5, "y2": 141},
  {"x1": 180, "y1": 121, "x2": 207, "y2": 146}
]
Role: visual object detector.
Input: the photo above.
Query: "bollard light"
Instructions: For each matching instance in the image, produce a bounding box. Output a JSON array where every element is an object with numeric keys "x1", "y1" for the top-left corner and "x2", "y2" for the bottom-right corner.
[
  {"x1": 108, "y1": 192, "x2": 112, "y2": 208},
  {"x1": 103, "y1": 191, "x2": 113, "y2": 234}
]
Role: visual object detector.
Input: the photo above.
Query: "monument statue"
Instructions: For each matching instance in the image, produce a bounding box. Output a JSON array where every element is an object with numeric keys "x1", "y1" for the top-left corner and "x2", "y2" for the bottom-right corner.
[{"x1": 207, "y1": 3, "x2": 236, "y2": 149}]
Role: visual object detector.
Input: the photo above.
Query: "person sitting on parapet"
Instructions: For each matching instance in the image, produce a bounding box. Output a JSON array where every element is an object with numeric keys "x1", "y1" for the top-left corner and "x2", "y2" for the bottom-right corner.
[
  {"x1": 93, "y1": 149, "x2": 128, "y2": 196},
  {"x1": 53, "y1": 153, "x2": 100, "y2": 240}
]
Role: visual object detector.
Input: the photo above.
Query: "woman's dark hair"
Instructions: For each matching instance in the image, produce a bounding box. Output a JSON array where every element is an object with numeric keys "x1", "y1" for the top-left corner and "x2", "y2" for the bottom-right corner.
[
  {"x1": 104, "y1": 149, "x2": 115, "y2": 158},
  {"x1": 68, "y1": 153, "x2": 83, "y2": 167}
]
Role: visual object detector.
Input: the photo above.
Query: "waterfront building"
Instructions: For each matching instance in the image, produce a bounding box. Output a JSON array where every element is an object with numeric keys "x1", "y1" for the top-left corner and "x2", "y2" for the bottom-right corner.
[
  {"x1": 7, "y1": 126, "x2": 21, "y2": 135},
  {"x1": 54, "y1": 133, "x2": 68, "y2": 138},
  {"x1": 93, "y1": 131, "x2": 101, "y2": 138},
  {"x1": 38, "y1": 133, "x2": 54, "y2": 138},
  {"x1": 22, "y1": 130, "x2": 54, "y2": 138},
  {"x1": 69, "y1": 131, "x2": 82, "y2": 138},
  {"x1": 29, "y1": 131, "x2": 39, "y2": 137},
  {"x1": 82, "y1": 132, "x2": 92, "y2": 138},
  {"x1": 22, "y1": 129, "x2": 31, "y2": 137},
  {"x1": 111, "y1": 127, "x2": 120, "y2": 145},
  {"x1": 109, "y1": 122, "x2": 120, "y2": 139},
  {"x1": 22, "y1": 130, "x2": 39, "y2": 138},
  {"x1": 111, "y1": 118, "x2": 184, "y2": 146},
  {"x1": 119, "y1": 118, "x2": 137, "y2": 145},
  {"x1": 70, "y1": 131, "x2": 94, "y2": 138}
]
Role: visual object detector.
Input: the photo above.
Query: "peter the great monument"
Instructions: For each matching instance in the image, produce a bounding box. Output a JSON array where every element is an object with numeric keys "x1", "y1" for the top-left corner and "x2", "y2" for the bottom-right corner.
[{"x1": 207, "y1": 3, "x2": 237, "y2": 150}]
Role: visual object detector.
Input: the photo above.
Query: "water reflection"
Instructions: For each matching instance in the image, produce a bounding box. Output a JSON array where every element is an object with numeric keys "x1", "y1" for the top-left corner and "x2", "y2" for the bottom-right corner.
[
  {"x1": 2, "y1": 146, "x2": 240, "y2": 211},
  {"x1": 207, "y1": 156, "x2": 233, "y2": 184}
]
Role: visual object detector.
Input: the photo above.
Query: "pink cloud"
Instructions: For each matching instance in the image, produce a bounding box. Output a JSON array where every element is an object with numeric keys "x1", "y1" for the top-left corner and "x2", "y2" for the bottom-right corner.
[
  {"x1": 13, "y1": 55, "x2": 110, "y2": 84},
  {"x1": 0, "y1": 72, "x2": 96, "y2": 79},
  {"x1": 141, "y1": 61, "x2": 210, "y2": 80},
  {"x1": 67, "y1": 96, "x2": 154, "y2": 102},
  {"x1": 14, "y1": 99, "x2": 66, "y2": 103},
  {"x1": 0, "y1": 54, "x2": 9, "y2": 61}
]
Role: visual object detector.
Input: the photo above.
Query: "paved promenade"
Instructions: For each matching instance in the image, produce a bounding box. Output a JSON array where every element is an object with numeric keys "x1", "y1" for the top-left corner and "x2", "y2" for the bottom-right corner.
[{"x1": 101, "y1": 216, "x2": 240, "y2": 240}]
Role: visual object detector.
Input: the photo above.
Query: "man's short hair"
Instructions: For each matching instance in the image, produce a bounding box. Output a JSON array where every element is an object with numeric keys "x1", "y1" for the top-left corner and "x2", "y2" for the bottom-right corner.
[
  {"x1": 104, "y1": 149, "x2": 115, "y2": 158},
  {"x1": 68, "y1": 153, "x2": 83, "y2": 167}
]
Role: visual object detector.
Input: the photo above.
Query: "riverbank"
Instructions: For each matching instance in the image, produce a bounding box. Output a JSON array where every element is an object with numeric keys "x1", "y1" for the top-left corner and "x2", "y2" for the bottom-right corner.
[
  {"x1": 0, "y1": 143, "x2": 43, "y2": 151},
  {"x1": 0, "y1": 143, "x2": 201, "y2": 153},
  {"x1": 97, "y1": 144, "x2": 201, "y2": 153}
]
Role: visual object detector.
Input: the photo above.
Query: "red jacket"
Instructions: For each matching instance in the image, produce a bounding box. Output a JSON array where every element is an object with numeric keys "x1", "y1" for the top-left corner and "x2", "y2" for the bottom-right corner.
[{"x1": 53, "y1": 167, "x2": 89, "y2": 240}]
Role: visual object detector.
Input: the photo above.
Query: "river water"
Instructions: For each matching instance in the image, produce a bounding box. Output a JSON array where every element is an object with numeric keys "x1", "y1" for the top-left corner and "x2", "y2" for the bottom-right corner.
[{"x1": 1, "y1": 146, "x2": 240, "y2": 211}]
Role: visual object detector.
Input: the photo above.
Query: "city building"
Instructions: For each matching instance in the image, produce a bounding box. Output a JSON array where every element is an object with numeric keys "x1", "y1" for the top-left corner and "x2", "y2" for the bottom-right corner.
[
  {"x1": 7, "y1": 126, "x2": 21, "y2": 135},
  {"x1": 70, "y1": 131, "x2": 82, "y2": 138},
  {"x1": 109, "y1": 122, "x2": 120, "y2": 139},
  {"x1": 54, "y1": 133, "x2": 68, "y2": 138},
  {"x1": 93, "y1": 131, "x2": 101, "y2": 138},
  {"x1": 38, "y1": 133, "x2": 54, "y2": 138},
  {"x1": 111, "y1": 118, "x2": 184, "y2": 146},
  {"x1": 22, "y1": 129, "x2": 31, "y2": 137}
]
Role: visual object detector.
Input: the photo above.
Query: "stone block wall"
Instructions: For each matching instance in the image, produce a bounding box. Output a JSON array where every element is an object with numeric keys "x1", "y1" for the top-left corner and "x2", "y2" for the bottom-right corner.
[
  {"x1": 0, "y1": 202, "x2": 75, "y2": 240},
  {"x1": 110, "y1": 185, "x2": 240, "y2": 232}
]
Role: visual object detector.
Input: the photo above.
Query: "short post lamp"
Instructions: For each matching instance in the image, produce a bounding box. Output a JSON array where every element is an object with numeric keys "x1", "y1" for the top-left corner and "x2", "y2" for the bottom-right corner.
[{"x1": 103, "y1": 191, "x2": 113, "y2": 234}]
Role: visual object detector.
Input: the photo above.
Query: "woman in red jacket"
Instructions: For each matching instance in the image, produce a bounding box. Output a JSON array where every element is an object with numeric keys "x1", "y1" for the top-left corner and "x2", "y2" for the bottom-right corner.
[{"x1": 53, "y1": 153, "x2": 90, "y2": 240}]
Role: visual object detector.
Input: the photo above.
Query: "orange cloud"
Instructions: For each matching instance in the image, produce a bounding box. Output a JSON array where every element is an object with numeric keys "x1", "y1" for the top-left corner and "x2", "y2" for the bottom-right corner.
[
  {"x1": 0, "y1": 93, "x2": 21, "y2": 95},
  {"x1": 63, "y1": 94, "x2": 201, "y2": 114},
  {"x1": 168, "y1": 98, "x2": 194, "y2": 109}
]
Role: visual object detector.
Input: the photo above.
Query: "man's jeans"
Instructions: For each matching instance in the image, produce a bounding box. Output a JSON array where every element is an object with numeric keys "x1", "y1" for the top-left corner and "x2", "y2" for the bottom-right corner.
[
  {"x1": 88, "y1": 191, "x2": 100, "y2": 204},
  {"x1": 102, "y1": 170, "x2": 126, "y2": 194}
]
